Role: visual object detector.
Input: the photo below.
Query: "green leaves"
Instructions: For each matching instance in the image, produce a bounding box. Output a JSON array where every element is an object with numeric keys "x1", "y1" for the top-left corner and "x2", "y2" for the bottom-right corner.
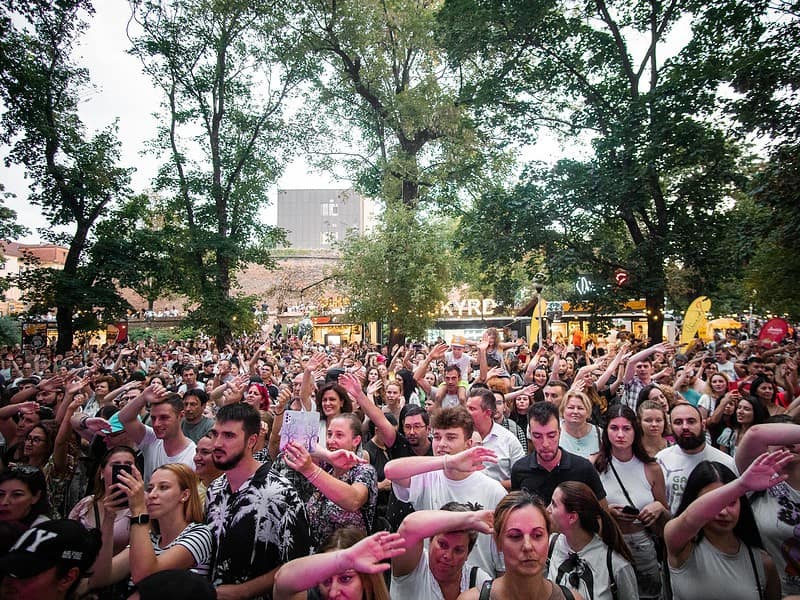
[{"x1": 335, "y1": 203, "x2": 451, "y2": 339}]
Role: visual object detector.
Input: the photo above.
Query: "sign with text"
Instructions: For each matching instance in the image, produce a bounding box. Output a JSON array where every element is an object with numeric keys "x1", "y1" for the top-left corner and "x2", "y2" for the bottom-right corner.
[{"x1": 440, "y1": 298, "x2": 497, "y2": 317}]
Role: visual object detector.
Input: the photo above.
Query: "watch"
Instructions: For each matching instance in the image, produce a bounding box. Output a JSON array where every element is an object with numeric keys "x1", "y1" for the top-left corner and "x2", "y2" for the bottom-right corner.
[{"x1": 130, "y1": 514, "x2": 150, "y2": 526}]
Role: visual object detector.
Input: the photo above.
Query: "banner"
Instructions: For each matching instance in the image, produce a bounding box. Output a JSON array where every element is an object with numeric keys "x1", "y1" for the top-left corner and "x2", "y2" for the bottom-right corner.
[
  {"x1": 107, "y1": 321, "x2": 129, "y2": 345},
  {"x1": 529, "y1": 297, "x2": 548, "y2": 345},
  {"x1": 758, "y1": 318, "x2": 789, "y2": 345},
  {"x1": 680, "y1": 296, "x2": 711, "y2": 347},
  {"x1": 22, "y1": 322, "x2": 48, "y2": 350}
]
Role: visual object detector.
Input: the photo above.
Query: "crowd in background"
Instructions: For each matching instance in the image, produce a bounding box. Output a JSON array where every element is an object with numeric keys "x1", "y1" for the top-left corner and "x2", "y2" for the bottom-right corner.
[{"x1": 0, "y1": 325, "x2": 799, "y2": 600}]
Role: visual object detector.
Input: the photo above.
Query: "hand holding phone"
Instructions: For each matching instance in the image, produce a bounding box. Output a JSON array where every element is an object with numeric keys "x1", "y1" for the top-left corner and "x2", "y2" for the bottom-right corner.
[{"x1": 111, "y1": 464, "x2": 133, "y2": 508}]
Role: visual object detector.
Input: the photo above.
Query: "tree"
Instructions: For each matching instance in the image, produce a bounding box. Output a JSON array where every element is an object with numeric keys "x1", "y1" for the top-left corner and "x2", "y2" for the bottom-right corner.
[
  {"x1": 441, "y1": 0, "x2": 767, "y2": 341},
  {"x1": 297, "y1": 0, "x2": 504, "y2": 209},
  {"x1": 731, "y1": 1, "x2": 800, "y2": 317},
  {"x1": 335, "y1": 204, "x2": 451, "y2": 345},
  {"x1": 87, "y1": 194, "x2": 181, "y2": 312},
  {"x1": 0, "y1": 0, "x2": 132, "y2": 351},
  {"x1": 128, "y1": 0, "x2": 308, "y2": 345}
]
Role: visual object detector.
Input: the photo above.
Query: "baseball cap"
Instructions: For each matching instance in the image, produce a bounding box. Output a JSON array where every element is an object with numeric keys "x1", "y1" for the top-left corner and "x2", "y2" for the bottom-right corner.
[
  {"x1": 0, "y1": 520, "x2": 101, "y2": 579},
  {"x1": 450, "y1": 335, "x2": 466, "y2": 347},
  {"x1": 132, "y1": 569, "x2": 216, "y2": 600}
]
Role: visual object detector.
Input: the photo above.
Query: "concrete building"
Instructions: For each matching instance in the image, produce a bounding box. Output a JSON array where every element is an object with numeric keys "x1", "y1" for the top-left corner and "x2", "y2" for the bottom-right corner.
[{"x1": 277, "y1": 188, "x2": 375, "y2": 249}]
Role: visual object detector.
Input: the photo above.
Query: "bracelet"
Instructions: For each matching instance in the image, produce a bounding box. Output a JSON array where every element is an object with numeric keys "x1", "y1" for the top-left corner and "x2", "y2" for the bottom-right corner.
[
  {"x1": 274, "y1": 410, "x2": 285, "y2": 416},
  {"x1": 79, "y1": 416, "x2": 90, "y2": 430},
  {"x1": 307, "y1": 466, "x2": 323, "y2": 484}
]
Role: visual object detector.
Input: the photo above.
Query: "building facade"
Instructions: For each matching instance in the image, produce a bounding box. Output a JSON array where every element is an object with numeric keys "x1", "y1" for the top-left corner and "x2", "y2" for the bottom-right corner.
[{"x1": 277, "y1": 188, "x2": 375, "y2": 249}]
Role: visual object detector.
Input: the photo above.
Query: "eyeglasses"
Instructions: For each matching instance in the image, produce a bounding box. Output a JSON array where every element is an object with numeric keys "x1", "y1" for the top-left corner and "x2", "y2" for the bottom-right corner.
[
  {"x1": 403, "y1": 424, "x2": 426, "y2": 432},
  {"x1": 25, "y1": 436, "x2": 45, "y2": 444}
]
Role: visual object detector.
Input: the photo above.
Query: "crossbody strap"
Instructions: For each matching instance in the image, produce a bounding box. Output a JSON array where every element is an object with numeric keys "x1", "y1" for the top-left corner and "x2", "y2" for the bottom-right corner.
[
  {"x1": 608, "y1": 459, "x2": 637, "y2": 508},
  {"x1": 746, "y1": 544, "x2": 763, "y2": 600}
]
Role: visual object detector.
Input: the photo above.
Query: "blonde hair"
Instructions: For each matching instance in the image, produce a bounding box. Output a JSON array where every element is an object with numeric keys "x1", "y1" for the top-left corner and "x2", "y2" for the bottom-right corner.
[
  {"x1": 560, "y1": 390, "x2": 592, "y2": 416},
  {"x1": 152, "y1": 463, "x2": 204, "y2": 524}
]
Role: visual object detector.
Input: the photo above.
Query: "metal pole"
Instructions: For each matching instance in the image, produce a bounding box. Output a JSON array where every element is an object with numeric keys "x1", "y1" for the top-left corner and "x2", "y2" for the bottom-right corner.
[{"x1": 537, "y1": 296, "x2": 543, "y2": 349}]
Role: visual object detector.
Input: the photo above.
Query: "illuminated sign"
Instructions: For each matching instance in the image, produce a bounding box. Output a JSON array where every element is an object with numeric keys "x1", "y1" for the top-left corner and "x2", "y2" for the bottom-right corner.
[{"x1": 440, "y1": 298, "x2": 497, "y2": 317}]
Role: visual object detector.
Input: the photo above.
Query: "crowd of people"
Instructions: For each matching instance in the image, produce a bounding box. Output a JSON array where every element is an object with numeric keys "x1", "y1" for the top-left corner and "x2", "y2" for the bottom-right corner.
[{"x1": 0, "y1": 327, "x2": 799, "y2": 600}]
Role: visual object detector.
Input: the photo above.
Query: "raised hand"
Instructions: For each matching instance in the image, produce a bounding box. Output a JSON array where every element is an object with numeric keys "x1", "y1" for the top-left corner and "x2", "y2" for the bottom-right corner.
[
  {"x1": 740, "y1": 450, "x2": 793, "y2": 492},
  {"x1": 326, "y1": 448, "x2": 368, "y2": 471},
  {"x1": 443, "y1": 446, "x2": 498, "y2": 475},
  {"x1": 342, "y1": 531, "x2": 407, "y2": 574}
]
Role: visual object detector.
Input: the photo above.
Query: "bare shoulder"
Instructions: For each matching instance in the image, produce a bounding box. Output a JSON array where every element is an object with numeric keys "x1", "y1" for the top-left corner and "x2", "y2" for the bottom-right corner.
[{"x1": 456, "y1": 588, "x2": 480, "y2": 600}]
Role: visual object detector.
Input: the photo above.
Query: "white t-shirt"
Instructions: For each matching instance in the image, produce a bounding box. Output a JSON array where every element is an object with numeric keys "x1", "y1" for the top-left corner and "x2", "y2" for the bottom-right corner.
[
  {"x1": 656, "y1": 443, "x2": 738, "y2": 513},
  {"x1": 445, "y1": 351, "x2": 472, "y2": 382},
  {"x1": 751, "y1": 481, "x2": 800, "y2": 596},
  {"x1": 391, "y1": 548, "x2": 490, "y2": 600},
  {"x1": 393, "y1": 469, "x2": 506, "y2": 576},
  {"x1": 139, "y1": 427, "x2": 196, "y2": 483}
]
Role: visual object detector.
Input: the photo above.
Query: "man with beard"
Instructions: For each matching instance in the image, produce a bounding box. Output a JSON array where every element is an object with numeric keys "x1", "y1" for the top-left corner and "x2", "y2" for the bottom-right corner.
[
  {"x1": 656, "y1": 403, "x2": 738, "y2": 513},
  {"x1": 205, "y1": 403, "x2": 310, "y2": 599}
]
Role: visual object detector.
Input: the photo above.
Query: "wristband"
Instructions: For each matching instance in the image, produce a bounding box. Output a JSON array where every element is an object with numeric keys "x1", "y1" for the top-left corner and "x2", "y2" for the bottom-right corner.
[{"x1": 79, "y1": 416, "x2": 90, "y2": 430}]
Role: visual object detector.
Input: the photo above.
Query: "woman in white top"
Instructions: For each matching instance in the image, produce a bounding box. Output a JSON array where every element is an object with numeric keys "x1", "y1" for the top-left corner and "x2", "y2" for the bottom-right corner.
[
  {"x1": 559, "y1": 391, "x2": 602, "y2": 460},
  {"x1": 665, "y1": 451, "x2": 788, "y2": 600},
  {"x1": 547, "y1": 481, "x2": 639, "y2": 600},
  {"x1": 595, "y1": 405, "x2": 669, "y2": 600},
  {"x1": 89, "y1": 463, "x2": 213, "y2": 590}
]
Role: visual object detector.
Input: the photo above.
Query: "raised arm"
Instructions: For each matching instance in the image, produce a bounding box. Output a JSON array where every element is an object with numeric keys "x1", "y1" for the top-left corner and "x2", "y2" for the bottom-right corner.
[
  {"x1": 624, "y1": 342, "x2": 669, "y2": 383},
  {"x1": 413, "y1": 343, "x2": 447, "y2": 395},
  {"x1": 736, "y1": 423, "x2": 800, "y2": 473},
  {"x1": 273, "y1": 531, "x2": 406, "y2": 600},
  {"x1": 383, "y1": 446, "x2": 498, "y2": 490},
  {"x1": 664, "y1": 451, "x2": 792, "y2": 567},
  {"x1": 340, "y1": 373, "x2": 396, "y2": 448},
  {"x1": 119, "y1": 385, "x2": 168, "y2": 445},
  {"x1": 596, "y1": 343, "x2": 630, "y2": 391},
  {"x1": 393, "y1": 508, "x2": 493, "y2": 577},
  {"x1": 284, "y1": 441, "x2": 370, "y2": 512},
  {"x1": 301, "y1": 352, "x2": 328, "y2": 412}
]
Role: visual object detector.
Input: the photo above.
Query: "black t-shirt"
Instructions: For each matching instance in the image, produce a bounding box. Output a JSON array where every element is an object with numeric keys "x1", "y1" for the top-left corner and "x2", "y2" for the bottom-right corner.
[
  {"x1": 510, "y1": 448, "x2": 606, "y2": 504},
  {"x1": 384, "y1": 431, "x2": 433, "y2": 532}
]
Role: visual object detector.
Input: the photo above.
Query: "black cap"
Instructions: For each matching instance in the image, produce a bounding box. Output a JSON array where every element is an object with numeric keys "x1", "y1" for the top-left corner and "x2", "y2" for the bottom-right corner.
[{"x1": 0, "y1": 520, "x2": 100, "y2": 579}]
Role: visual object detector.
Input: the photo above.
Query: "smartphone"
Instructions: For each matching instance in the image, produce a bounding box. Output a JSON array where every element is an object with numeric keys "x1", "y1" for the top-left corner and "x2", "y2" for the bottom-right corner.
[
  {"x1": 728, "y1": 381, "x2": 739, "y2": 392},
  {"x1": 111, "y1": 464, "x2": 132, "y2": 507},
  {"x1": 621, "y1": 505, "x2": 639, "y2": 516}
]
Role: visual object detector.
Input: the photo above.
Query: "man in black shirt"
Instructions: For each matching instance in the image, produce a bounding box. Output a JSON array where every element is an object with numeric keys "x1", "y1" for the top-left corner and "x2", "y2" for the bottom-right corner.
[{"x1": 510, "y1": 401, "x2": 606, "y2": 505}]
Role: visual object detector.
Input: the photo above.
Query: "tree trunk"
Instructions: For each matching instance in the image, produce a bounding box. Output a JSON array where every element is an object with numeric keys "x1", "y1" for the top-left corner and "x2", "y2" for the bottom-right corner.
[{"x1": 55, "y1": 222, "x2": 90, "y2": 354}]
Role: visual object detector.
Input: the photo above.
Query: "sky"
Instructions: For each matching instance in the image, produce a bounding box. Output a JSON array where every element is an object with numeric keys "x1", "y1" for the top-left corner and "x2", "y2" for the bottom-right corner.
[
  {"x1": 2, "y1": 2, "x2": 342, "y2": 243},
  {"x1": 2, "y1": 2, "x2": 694, "y2": 244}
]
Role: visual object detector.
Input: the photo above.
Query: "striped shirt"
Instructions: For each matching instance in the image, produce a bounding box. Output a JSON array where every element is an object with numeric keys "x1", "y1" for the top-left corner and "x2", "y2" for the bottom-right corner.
[{"x1": 151, "y1": 522, "x2": 214, "y2": 578}]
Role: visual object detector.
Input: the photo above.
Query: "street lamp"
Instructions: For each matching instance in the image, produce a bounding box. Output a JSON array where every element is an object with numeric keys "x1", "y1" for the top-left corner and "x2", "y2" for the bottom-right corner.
[{"x1": 533, "y1": 273, "x2": 545, "y2": 349}]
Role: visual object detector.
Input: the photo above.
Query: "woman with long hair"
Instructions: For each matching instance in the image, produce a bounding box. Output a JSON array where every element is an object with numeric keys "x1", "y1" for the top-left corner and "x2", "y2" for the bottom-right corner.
[
  {"x1": 458, "y1": 491, "x2": 578, "y2": 600},
  {"x1": 749, "y1": 377, "x2": 785, "y2": 416},
  {"x1": 364, "y1": 367, "x2": 387, "y2": 407},
  {"x1": 636, "y1": 384, "x2": 669, "y2": 414},
  {"x1": 664, "y1": 452, "x2": 787, "y2": 599},
  {"x1": 274, "y1": 528, "x2": 401, "y2": 600},
  {"x1": 637, "y1": 400, "x2": 672, "y2": 457},
  {"x1": 20, "y1": 421, "x2": 56, "y2": 469},
  {"x1": 716, "y1": 395, "x2": 769, "y2": 457},
  {"x1": 0, "y1": 466, "x2": 50, "y2": 534},
  {"x1": 69, "y1": 446, "x2": 136, "y2": 555},
  {"x1": 547, "y1": 481, "x2": 639, "y2": 600},
  {"x1": 697, "y1": 372, "x2": 731, "y2": 419},
  {"x1": 89, "y1": 463, "x2": 213, "y2": 589},
  {"x1": 595, "y1": 406, "x2": 669, "y2": 600}
]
